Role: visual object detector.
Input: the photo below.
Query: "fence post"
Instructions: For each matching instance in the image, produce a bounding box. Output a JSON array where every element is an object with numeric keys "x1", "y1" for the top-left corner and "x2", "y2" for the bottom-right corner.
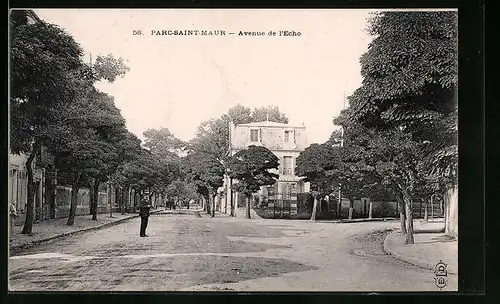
[{"x1": 289, "y1": 194, "x2": 291, "y2": 218}]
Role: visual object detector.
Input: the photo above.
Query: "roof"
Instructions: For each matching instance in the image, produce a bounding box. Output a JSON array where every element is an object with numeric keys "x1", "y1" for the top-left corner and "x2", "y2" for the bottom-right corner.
[{"x1": 235, "y1": 121, "x2": 305, "y2": 129}]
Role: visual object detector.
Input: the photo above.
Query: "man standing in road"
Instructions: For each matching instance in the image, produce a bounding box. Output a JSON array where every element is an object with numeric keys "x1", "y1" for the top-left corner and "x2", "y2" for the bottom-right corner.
[{"x1": 138, "y1": 196, "x2": 152, "y2": 237}]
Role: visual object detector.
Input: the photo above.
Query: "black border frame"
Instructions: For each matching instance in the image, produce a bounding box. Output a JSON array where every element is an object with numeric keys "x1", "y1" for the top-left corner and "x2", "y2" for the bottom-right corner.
[{"x1": 3, "y1": 0, "x2": 486, "y2": 302}]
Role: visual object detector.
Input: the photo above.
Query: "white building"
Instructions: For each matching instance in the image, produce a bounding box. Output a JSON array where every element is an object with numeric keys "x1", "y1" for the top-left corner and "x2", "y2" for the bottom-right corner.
[
  {"x1": 9, "y1": 153, "x2": 47, "y2": 224},
  {"x1": 223, "y1": 120, "x2": 310, "y2": 216}
]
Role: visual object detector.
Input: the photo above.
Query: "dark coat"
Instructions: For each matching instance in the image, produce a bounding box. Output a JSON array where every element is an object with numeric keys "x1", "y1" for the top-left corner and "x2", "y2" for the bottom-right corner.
[{"x1": 139, "y1": 201, "x2": 151, "y2": 217}]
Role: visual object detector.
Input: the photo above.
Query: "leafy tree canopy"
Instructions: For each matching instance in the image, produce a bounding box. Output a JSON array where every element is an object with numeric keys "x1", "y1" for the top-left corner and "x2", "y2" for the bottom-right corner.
[
  {"x1": 338, "y1": 11, "x2": 457, "y2": 183},
  {"x1": 143, "y1": 127, "x2": 185, "y2": 162},
  {"x1": 182, "y1": 151, "x2": 225, "y2": 195},
  {"x1": 228, "y1": 146, "x2": 279, "y2": 196}
]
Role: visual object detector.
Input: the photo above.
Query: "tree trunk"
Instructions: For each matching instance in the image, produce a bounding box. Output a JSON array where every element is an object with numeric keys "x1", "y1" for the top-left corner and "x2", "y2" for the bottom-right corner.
[
  {"x1": 246, "y1": 195, "x2": 251, "y2": 219},
  {"x1": 121, "y1": 187, "x2": 127, "y2": 215},
  {"x1": 368, "y1": 201, "x2": 373, "y2": 219},
  {"x1": 310, "y1": 196, "x2": 319, "y2": 221},
  {"x1": 444, "y1": 188, "x2": 452, "y2": 235},
  {"x1": 211, "y1": 192, "x2": 216, "y2": 218},
  {"x1": 440, "y1": 199, "x2": 444, "y2": 217},
  {"x1": 224, "y1": 191, "x2": 228, "y2": 213},
  {"x1": 91, "y1": 178, "x2": 100, "y2": 221},
  {"x1": 229, "y1": 178, "x2": 235, "y2": 217},
  {"x1": 206, "y1": 195, "x2": 211, "y2": 215},
  {"x1": 348, "y1": 198, "x2": 354, "y2": 220},
  {"x1": 21, "y1": 145, "x2": 39, "y2": 234},
  {"x1": 89, "y1": 179, "x2": 95, "y2": 215},
  {"x1": 396, "y1": 192, "x2": 407, "y2": 234},
  {"x1": 67, "y1": 174, "x2": 82, "y2": 226},
  {"x1": 109, "y1": 185, "x2": 114, "y2": 218},
  {"x1": 133, "y1": 190, "x2": 138, "y2": 210},
  {"x1": 424, "y1": 199, "x2": 428, "y2": 222},
  {"x1": 403, "y1": 190, "x2": 415, "y2": 244}
]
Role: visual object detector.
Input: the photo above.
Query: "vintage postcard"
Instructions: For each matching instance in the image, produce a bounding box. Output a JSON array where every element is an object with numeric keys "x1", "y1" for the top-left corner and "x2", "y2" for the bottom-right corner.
[{"x1": 9, "y1": 8, "x2": 458, "y2": 292}]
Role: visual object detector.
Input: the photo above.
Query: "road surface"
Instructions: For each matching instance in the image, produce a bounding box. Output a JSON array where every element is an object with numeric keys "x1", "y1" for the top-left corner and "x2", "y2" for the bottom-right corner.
[{"x1": 9, "y1": 209, "x2": 457, "y2": 292}]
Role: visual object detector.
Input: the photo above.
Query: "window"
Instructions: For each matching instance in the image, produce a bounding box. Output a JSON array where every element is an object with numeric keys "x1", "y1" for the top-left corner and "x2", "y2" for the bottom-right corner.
[
  {"x1": 284, "y1": 130, "x2": 293, "y2": 143},
  {"x1": 283, "y1": 156, "x2": 293, "y2": 175},
  {"x1": 250, "y1": 129, "x2": 259, "y2": 142}
]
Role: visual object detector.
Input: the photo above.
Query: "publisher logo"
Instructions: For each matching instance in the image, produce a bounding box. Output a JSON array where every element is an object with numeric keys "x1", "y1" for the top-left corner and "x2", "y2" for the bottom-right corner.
[{"x1": 434, "y1": 260, "x2": 448, "y2": 290}]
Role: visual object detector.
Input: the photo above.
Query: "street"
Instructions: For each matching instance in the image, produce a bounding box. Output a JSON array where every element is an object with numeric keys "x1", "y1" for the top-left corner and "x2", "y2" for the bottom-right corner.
[{"x1": 9, "y1": 209, "x2": 457, "y2": 292}]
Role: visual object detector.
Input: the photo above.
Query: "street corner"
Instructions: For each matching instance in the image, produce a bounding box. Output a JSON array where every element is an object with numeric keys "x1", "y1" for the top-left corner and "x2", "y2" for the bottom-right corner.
[{"x1": 382, "y1": 230, "x2": 458, "y2": 276}]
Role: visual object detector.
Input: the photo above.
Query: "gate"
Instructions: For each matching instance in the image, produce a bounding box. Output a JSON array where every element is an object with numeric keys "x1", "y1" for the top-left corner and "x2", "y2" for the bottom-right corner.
[{"x1": 254, "y1": 188, "x2": 300, "y2": 219}]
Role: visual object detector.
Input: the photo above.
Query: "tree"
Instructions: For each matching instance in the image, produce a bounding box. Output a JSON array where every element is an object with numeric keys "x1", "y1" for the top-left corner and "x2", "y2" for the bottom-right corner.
[
  {"x1": 10, "y1": 13, "x2": 87, "y2": 234},
  {"x1": 143, "y1": 127, "x2": 185, "y2": 161},
  {"x1": 295, "y1": 144, "x2": 340, "y2": 221},
  {"x1": 44, "y1": 88, "x2": 127, "y2": 225},
  {"x1": 108, "y1": 132, "x2": 143, "y2": 213},
  {"x1": 228, "y1": 146, "x2": 279, "y2": 219},
  {"x1": 165, "y1": 180, "x2": 197, "y2": 209},
  {"x1": 227, "y1": 104, "x2": 253, "y2": 124},
  {"x1": 44, "y1": 68, "x2": 128, "y2": 225},
  {"x1": 349, "y1": 11, "x2": 458, "y2": 200},
  {"x1": 142, "y1": 128, "x2": 186, "y2": 206},
  {"x1": 11, "y1": 11, "x2": 132, "y2": 231},
  {"x1": 335, "y1": 11, "x2": 457, "y2": 241},
  {"x1": 365, "y1": 129, "x2": 426, "y2": 244},
  {"x1": 92, "y1": 53, "x2": 130, "y2": 82},
  {"x1": 77, "y1": 90, "x2": 128, "y2": 221},
  {"x1": 251, "y1": 106, "x2": 289, "y2": 123},
  {"x1": 182, "y1": 151, "x2": 225, "y2": 217}
]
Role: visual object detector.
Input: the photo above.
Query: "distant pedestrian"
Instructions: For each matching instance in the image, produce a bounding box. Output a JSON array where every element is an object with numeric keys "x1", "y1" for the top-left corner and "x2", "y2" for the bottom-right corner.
[
  {"x1": 138, "y1": 198, "x2": 152, "y2": 237},
  {"x1": 10, "y1": 202, "x2": 18, "y2": 242}
]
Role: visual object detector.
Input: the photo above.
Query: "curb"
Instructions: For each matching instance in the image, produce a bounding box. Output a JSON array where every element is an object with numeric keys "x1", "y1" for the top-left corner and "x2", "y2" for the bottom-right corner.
[
  {"x1": 10, "y1": 209, "x2": 164, "y2": 254},
  {"x1": 382, "y1": 230, "x2": 458, "y2": 275},
  {"x1": 197, "y1": 211, "x2": 232, "y2": 219},
  {"x1": 317, "y1": 217, "x2": 399, "y2": 224}
]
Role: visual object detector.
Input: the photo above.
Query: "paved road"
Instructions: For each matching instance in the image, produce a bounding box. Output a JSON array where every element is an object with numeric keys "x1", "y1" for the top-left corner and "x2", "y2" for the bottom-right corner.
[{"x1": 9, "y1": 209, "x2": 457, "y2": 292}]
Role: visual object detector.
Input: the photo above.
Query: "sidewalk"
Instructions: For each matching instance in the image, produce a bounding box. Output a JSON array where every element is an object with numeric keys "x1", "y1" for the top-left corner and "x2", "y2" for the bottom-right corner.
[
  {"x1": 10, "y1": 209, "x2": 164, "y2": 254},
  {"x1": 383, "y1": 219, "x2": 458, "y2": 275}
]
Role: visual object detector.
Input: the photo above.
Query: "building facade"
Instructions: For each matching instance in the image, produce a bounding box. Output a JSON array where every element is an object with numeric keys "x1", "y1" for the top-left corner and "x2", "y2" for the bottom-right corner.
[
  {"x1": 8, "y1": 153, "x2": 47, "y2": 225},
  {"x1": 223, "y1": 120, "x2": 310, "y2": 216}
]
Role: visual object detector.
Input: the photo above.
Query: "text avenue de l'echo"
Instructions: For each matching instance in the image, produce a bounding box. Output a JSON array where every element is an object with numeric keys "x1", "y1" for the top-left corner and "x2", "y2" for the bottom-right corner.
[{"x1": 146, "y1": 30, "x2": 301, "y2": 36}]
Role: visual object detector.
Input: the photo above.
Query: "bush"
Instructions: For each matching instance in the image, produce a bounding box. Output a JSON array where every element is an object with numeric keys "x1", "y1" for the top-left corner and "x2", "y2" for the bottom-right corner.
[{"x1": 372, "y1": 202, "x2": 396, "y2": 218}]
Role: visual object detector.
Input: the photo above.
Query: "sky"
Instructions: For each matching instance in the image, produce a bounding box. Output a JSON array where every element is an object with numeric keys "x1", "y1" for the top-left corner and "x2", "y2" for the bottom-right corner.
[{"x1": 34, "y1": 9, "x2": 374, "y2": 145}]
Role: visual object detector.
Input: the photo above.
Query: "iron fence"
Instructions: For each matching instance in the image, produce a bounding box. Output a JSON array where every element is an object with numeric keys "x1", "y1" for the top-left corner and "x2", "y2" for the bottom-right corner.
[{"x1": 254, "y1": 192, "x2": 445, "y2": 220}]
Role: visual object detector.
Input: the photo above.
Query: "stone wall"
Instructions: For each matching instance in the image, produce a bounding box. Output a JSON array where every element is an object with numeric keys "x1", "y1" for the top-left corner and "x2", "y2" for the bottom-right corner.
[{"x1": 54, "y1": 186, "x2": 109, "y2": 219}]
